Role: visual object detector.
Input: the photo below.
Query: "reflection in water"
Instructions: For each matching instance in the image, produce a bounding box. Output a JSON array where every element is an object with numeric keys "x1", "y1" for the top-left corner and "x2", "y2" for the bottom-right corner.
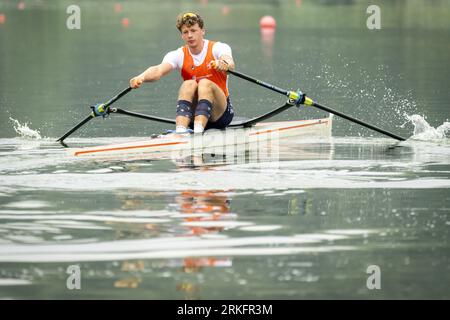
[
  {"x1": 176, "y1": 190, "x2": 232, "y2": 236},
  {"x1": 0, "y1": 181, "x2": 448, "y2": 298},
  {"x1": 172, "y1": 137, "x2": 334, "y2": 168},
  {"x1": 287, "y1": 195, "x2": 312, "y2": 216},
  {"x1": 175, "y1": 190, "x2": 233, "y2": 298},
  {"x1": 261, "y1": 28, "x2": 276, "y2": 61},
  {"x1": 111, "y1": 189, "x2": 234, "y2": 297}
]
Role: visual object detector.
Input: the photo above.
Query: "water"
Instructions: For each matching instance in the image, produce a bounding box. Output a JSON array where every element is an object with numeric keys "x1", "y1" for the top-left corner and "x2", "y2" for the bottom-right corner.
[{"x1": 1, "y1": 0, "x2": 450, "y2": 299}]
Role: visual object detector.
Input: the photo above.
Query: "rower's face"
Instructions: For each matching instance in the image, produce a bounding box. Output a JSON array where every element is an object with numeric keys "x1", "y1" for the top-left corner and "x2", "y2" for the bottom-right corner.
[{"x1": 180, "y1": 23, "x2": 205, "y2": 47}]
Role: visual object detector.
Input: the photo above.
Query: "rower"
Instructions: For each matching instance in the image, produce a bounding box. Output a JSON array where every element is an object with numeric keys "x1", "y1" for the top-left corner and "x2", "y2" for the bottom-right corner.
[{"x1": 129, "y1": 12, "x2": 235, "y2": 134}]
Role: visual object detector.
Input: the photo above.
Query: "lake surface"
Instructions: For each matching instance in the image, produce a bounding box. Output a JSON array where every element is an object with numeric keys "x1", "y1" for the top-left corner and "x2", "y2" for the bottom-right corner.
[{"x1": 0, "y1": 0, "x2": 449, "y2": 299}]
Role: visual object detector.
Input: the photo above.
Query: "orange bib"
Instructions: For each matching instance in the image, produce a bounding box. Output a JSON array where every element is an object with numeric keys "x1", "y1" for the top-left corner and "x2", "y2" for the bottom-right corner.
[{"x1": 181, "y1": 41, "x2": 229, "y2": 97}]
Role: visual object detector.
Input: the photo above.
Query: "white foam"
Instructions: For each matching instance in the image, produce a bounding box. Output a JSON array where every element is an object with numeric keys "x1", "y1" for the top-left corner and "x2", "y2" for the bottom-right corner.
[
  {"x1": 9, "y1": 117, "x2": 42, "y2": 140},
  {"x1": 406, "y1": 114, "x2": 450, "y2": 140}
]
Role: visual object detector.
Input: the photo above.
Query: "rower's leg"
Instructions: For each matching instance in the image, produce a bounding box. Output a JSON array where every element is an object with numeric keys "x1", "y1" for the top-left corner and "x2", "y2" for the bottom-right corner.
[
  {"x1": 195, "y1": 79, "x2": 227, "y2": 132},
  {"x1": 176, "y1": 80, "x2": 198, "y2": 131}
]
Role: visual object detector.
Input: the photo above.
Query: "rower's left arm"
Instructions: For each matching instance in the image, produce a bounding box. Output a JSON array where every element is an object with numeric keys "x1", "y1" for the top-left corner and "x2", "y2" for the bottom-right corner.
[{"x1": 219, "y1": 54, "x2": 235, "y2": 71}]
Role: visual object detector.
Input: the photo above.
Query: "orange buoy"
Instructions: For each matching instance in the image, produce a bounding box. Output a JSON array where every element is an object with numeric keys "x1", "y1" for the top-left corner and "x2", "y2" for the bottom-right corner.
[
  {"x1": 259, "y1": 15, "x2": 276, "y2": 30},
  {"x1": 114, "y1": 3, "x2": 123, "y2": 13},
  {"x1": 221, "y1": 6, "x2": 230, "y2": 16},
  {"x1": 121, "y1": 17, "x2": 129, "y2": 28},
  {"x1": 0, "y1": 14, "x2": 5, "y2": 25}
]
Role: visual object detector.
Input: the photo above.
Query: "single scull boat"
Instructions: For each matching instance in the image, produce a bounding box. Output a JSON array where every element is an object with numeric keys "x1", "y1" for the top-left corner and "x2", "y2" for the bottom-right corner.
[
  {"x1": 70, "y1": 116, "x2": 332, "y2": 159},
  {"x1": 57, "y1": 69, "x2": 406, "y2": 159}
]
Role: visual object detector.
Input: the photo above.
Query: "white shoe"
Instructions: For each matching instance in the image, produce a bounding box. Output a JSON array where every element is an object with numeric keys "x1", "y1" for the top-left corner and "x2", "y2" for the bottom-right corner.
[{"x1": 194, "y1": 123, "x2": 204, "y2": 134}]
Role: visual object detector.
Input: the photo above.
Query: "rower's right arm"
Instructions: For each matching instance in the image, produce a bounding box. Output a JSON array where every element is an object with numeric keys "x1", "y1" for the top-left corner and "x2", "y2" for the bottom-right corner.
[{"x1": 130, "y1": 62, "x2": 173, "y2": 89}]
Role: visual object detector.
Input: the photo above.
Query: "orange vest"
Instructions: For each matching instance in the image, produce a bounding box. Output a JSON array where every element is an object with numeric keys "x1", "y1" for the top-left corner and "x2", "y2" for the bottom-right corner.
[{"x1": 181, "y1": 41, "x2": 229, "y2": 97}]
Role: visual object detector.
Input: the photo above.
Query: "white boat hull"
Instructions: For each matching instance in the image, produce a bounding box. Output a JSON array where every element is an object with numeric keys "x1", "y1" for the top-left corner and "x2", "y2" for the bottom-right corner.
[{"x1": 69, "y1": 117, "x2": 332, "y2": 160}]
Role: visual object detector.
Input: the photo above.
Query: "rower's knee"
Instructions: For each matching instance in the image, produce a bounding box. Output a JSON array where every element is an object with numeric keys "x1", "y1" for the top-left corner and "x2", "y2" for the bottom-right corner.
[
  {"x1": 198, "y1": 79, "x2": 215, "y2": 95},
  {"x1": 179, "y1": 80, "x2": 198, "y2": 95}
]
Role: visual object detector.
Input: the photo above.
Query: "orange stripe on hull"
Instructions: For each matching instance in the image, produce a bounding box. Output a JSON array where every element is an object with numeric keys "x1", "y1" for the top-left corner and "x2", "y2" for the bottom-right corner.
[
  {"x1": 250, "y1": 120, "x2": 328, "y2": 136},
  {"x1": 74, "y1": 141, "x2": 188, "y2": 156}
]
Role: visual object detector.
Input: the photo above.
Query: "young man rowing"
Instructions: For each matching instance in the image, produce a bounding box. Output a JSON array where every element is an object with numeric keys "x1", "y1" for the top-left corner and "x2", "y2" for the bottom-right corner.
[{"x1": 129, "y1": 12, "x2": 235, "y2": 134}]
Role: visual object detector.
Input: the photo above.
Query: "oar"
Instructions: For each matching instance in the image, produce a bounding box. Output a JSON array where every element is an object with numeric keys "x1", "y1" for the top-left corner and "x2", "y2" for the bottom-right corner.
[
  {"x1": 56, "y1": 87, "x2": 132, "y2": 144},
  {"x1": 228, "y1": 69, "x2": 406, "y2": 141}
]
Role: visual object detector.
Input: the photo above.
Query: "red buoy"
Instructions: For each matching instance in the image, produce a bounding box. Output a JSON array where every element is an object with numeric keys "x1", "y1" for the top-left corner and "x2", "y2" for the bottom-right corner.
[
  {"x1": 259, "y1": 15, "x2": 276, "y2": 30},
  {"x1": 17, "y1": 1, "x2": 26, "y2": 10},
  {"x1": 221, "y1": 6, "x2": 230, "y2": 16},
  {"x1": 121, "y1": 17, "x2": 129, "y2": 28},
  {"x1": 114, "y1": 3, "x2": 123, "y2": 13}
]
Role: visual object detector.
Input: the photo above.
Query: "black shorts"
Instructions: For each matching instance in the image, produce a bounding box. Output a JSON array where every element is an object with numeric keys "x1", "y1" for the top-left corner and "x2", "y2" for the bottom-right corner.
[{"x1": 205, "y1": 97, "x2": 234, "y2": 130}]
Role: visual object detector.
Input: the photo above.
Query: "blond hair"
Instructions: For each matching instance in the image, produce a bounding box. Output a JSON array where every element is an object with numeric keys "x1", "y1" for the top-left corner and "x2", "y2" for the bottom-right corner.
[{"x1": 176, "y1": 12, "x2": 204, "y2": 32}]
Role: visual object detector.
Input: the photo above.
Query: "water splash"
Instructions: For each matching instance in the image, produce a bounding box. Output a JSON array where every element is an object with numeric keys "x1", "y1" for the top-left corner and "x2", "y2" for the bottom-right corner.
[
  {"x1": 405, "y1": 115, "x2": 450, "y2": 140},
  {"x1": 294, "y1": 58, "x2": 418, "y2": 138},
  {"x1": 9, "y1": 117, "x2": 42, "y2": 139}
]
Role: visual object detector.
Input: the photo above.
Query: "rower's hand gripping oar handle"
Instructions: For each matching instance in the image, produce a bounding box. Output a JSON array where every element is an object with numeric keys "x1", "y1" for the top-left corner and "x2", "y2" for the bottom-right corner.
[
  {"x1": 227, "y1": 69, "x2": 406, "y2": 141},
  {"x1": 56, "y1": 87, "x2": 132, "y2": 143}
]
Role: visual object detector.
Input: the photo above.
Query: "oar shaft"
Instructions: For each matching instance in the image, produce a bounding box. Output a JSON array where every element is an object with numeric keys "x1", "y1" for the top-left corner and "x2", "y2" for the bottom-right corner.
[
  {"x1": 56, "y1": 114, "x2": 93, "y2": 142},
  {"x1": 229, "y1": 69, "x2": 406, "y2": 142},
  {"x1": 56, "y1": 87, "x2": 132, "y2": 144},
  {"x1": 228, "y1": 70, "x2": 289, "y2": 96},
  {"x1": 313, "y1": 102, "x2": 406, "y2": 141},
  {"x1": 103, "y1": 87, "x2": 132, "y2": 109},
  {"x1": 114, "y1": 108, "x2": 176, "y2": 124}
]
